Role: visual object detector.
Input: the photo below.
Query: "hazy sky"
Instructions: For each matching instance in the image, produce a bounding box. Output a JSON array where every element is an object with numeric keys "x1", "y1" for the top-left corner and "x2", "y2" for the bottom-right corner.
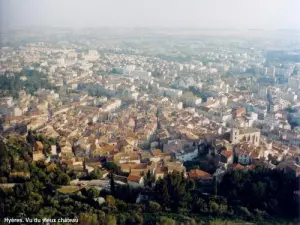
[{"x1": 1, "y1": 0, "x2": 300, "y2": 30}]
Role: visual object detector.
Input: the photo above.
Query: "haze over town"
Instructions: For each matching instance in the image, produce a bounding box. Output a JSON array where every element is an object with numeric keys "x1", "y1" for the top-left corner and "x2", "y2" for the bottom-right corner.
[
  {"x1": 0, "y1": 1, "x2": 300, "y2": 225},
  {"x1": 1, "y1": 0, "x2": 300, "y2": 29}
]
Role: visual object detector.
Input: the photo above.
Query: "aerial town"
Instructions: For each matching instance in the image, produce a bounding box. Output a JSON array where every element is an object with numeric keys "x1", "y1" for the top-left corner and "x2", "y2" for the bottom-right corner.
[{"x1": 1, "y1": 28, "x2": 300, "y2": 224}]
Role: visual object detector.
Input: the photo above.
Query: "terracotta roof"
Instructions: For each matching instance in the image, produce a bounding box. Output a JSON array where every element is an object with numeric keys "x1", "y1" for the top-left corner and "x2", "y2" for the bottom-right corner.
[
  {"x1": 152, "y1": 149, "x2": 162, "y2": 156},
  {"x1": 220, "y1": 150, "x2": 233, "y2": 158},
  {"x1": 120, "y1": 163, "x2": 147, "y2": 171},
  {"x1": 127, "y1": 173, "x2": 142, "y2": 183},
  {"x1": 130, "y1": 171, "x2": 143, "y2": 176},
  {"x1": 100, "y1": 145, "x2": 116, "y2": 152},
  {"x1": 133, "y1": 163, "x2": 148, "y2": 169},
  {"x1": 155, "y1": 166, "x2": 168, "y2": 174},
  {"x1": 120, "y1": 163, "x2": 134, "y2": 171},
  {"x1": 232, "y1": 163, "x2": 245, "y2": 170},
  {"x1": 250, "y1": 151, "x2": 260, "y2": 159},
  {"x1": 188, "y1": 169, "x2": 212, "y2": 180}
]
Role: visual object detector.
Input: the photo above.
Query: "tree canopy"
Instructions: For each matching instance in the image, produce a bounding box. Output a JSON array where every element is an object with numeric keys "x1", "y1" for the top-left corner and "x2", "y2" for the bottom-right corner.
[{"x1": 0, "y1": 136, "x2": 299, "y2": 224}]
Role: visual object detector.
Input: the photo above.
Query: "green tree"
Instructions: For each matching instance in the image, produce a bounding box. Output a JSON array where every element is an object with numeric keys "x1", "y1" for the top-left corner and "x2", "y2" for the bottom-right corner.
[
  {"x1": 188, "y1": 179, "x2": 195, "y2": 191},
  {"x1": 0, "y1": 141, "x2": 11, "y2": 177},
  {"x1": 85, "y1": 187, "x2": 100, "y2": 200},
  {"x1": 155, "y1": 179, "x2": 170, "y2": 208},
  {"x1": 97, "y1": 211, "x2": 106, "y2": 223},
  {"x1": 110, "y1": 172, "x2": 116, "y2": 195},
  {"x1": 56, "y1": 173, "x2": 70, "y2": 185},
  {"x1": 193, "y1": 197, "x2": 208, "y2": 213},
  {"x1": 144, "y1": 170, "x2": 154, "y2": 188},
  {"x1": 117, "y1": 214, "x2": 127, "y2": 225},
  {"x1": 209, "y1": 201, "x2": 219, "y2": 214},
  {"x1": 156, "y1": 217, "x2": 176, "y2": 225},
  {"x1": 213, "y1": 176, "x2": 218, "y2": 195},
  {"x1": 27, "y1": 192, "x2": 43, "y2": 213},
  {"x1": 36, "y1": 206, "x2": 57, "y2": 218},
  {"x1": 237, "y1": 206, "x2": 252, "y2": 218},
  {"x1": 148, "y1": 201, "x2": 161, "y2": 213},
  {"x1": 115, "y1": 199, "x2": 127, "y2": 211},
  {"x1": 79, "y1": 213, "x2": 98, "y2": 225},
  {"x1": 106, "y1": 215, "x2": 117, "y2": 225},
  {"x1": 185, "y1": 219, "x2": 197, "y2": 225},
  {"x1": 106, "y1": 195, "x2": 116, "y2": 208},
  {"x1": 86, "y1": 169, "x2": 103, "y2": 180},
  {"x1": 104, "y1": 162, "x2": 120, "y2": 173},
  {"x1": 126, "y1": 213, "x2": 143, "y2": 225},
  {"x1": 251, "y1": 182, "x2": 266, "y2": 203},
  {"x1": 26, "y1": 130, "x2": 35, "y2": 144}
]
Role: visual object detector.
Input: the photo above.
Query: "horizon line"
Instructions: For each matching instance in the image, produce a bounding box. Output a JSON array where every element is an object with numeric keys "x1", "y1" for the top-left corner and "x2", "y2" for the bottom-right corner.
[{"x1": 3, "y1": 25, "x2": 300, "y2": 31}]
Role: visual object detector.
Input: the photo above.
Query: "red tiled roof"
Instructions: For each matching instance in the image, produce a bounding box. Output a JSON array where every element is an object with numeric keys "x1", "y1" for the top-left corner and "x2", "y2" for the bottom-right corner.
[
  {"x1": 155, "y1": 166, "x2": 168, "y2": 174},
  {"x1": 220, "y1": 150, "x2": 232, "y2": 158},
  {"x1": 127, "y1": 173, "x2": 142, "y2": 183},
  {"x1": 232, "y1": 163, "x2": 245, "y2": 170},
  {"x1": 188, "y1": 169, "x2": 212, "y2": 180},
  {"x1": 233, "y1": 107, "x2": 246, "y2": 117},
  {"x1": 152, "y1": 149, "x2": 162, "y2": 156},
  {"x1": 120, "y1": 163, "x2": 147, "y2": 170}
]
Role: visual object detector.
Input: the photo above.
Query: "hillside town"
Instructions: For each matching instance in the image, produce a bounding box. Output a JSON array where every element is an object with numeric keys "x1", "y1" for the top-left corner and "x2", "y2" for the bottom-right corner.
[{"x1": 1, "y1": 28, "x2": 300, "y2": 224}]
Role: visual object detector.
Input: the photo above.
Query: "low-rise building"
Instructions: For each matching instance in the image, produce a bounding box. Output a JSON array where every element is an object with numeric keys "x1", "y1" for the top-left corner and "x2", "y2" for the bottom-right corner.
[
  {"x1": 127, "y1": 173, "x2": 144, "y2": 188},
  {"x1": 219, "y1": 150, "x2": 233, "y2": 168},
  {"x1": 188, "y1": 169, "x2": 213, "y2": 183}
]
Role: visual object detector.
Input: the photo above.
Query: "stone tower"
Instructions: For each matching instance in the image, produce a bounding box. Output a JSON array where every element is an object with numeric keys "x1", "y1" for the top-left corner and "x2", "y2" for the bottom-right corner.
[{"x1": 230, "y1": 128, "x2": 239, "y2": 144}]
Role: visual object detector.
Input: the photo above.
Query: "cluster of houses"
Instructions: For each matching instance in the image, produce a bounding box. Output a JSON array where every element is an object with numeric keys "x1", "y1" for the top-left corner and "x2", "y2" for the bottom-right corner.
[{"x1": 1, "y1": 39, "x2": 300, "y2": 200}]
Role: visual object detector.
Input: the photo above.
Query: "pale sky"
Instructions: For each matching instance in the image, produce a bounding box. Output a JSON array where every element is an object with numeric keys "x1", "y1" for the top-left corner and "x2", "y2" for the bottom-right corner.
[{"x1": 1, "y1": 0, "x2": 300, "y2": 30}]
